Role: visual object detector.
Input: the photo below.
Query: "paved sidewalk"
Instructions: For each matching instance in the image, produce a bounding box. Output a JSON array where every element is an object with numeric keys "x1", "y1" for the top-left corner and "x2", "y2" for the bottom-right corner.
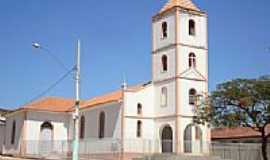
[{"x1": 0, "y1": 156, "x2": 37, "y2": 160}]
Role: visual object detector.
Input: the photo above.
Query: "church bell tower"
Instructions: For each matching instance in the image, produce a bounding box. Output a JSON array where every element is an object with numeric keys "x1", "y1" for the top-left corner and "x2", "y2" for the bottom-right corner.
[{"x1": 152, "y1": 0, "x2": 210, "y2": 153}]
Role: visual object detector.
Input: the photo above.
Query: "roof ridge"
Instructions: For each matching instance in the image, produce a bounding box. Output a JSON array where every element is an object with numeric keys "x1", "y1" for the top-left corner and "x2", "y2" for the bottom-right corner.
[
  {"x1": 159, "y1": 0, "x2": 200, "y2": 14},
  {"x1": 18, "y1": 82, "x2": 151, "y2": 112}
]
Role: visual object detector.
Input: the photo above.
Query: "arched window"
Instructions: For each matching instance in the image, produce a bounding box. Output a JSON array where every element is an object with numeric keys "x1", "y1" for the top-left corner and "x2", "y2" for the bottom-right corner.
[
  {"x1": 189, "y1": 19, "x2": 196, "y2": 36},
  {"x1": 189, "y1": 89, "x2": 197, "y2": 105},
  {"x1": 80, "y1": 116, "x2": 85, "y2": 139},
  {"x1": 189, "y1": 53, "x2": 196, "y2": 68},
  {"x1": 99, "y1": 112, "x2": 105, "y2": 139},
  {"x1": 161, "y1": 87, "x2": 168, "y2": 107},
  {"x1": 162, "y1": 55, "x2": 168, "y2": 72},
  {"x1": 11, "y1": 120, "x2": 16, "y2": 145},
  {"x1": 41, "y1": 121, "x2": 53, "y2": 130},
  {"x1": 137, "y1": 103, "x2": 142, "y2": 115},
  {"x1": 162, "y1": 22, "x2": 168, "y2": 38},
  {"x1": 137, "y1": 120, "x2": 142, "y2": 138}
]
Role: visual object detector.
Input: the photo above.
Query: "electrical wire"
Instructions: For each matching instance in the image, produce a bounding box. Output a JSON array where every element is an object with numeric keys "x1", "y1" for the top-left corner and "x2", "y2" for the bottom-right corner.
[
  {"x1": 40, "y1": 47, "x2": 70, "y2": 72},
  {"x1": 21, "y1": 66, "x2": 75, "y2": 107}
]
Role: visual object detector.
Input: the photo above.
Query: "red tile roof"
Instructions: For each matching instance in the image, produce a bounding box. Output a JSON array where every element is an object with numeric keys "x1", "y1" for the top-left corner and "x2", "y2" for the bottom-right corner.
[
  {"x1": 80, "y1": 90, "x2": 122, "y2": 110},
  {"x1": 211, "y1": 126, "x2": 270, "y2": 139},
  {"x1": 20, "y1": 83, "x2": 147, "y2": 113},
  {"x1": 22, "y1": 97, "x2": 78, "y2": 112},
  {"x1": 79, "y1": 84, "x2": 145, "y2": 110}
]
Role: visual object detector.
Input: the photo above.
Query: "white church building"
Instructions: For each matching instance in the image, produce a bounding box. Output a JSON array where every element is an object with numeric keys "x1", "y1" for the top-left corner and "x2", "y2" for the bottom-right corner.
[{"x1": 2, "y1": 0, "x2": 210, "y2": 157}]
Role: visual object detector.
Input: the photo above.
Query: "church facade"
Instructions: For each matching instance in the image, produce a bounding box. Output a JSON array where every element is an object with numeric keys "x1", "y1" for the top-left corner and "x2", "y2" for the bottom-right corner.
[{"x1": 2, "y1": 0, "x2": 210, "y2": 157}]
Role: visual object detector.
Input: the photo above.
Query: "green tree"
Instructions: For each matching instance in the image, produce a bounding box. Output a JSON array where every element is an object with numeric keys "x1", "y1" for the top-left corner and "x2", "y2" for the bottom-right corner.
[{"x1": 194, "y1": 77, "x2": 270, "y2": 160}]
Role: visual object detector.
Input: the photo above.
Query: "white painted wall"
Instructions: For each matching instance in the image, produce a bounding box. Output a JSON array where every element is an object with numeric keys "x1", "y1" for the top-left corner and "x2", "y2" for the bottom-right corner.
[
  {"x1": 154, "y1": 81, "x2": 176, "y2": 116},
  {"x1": 79, "y1": 102, "x2": 122, "y2": 139},
  {"x1": 123, "y1": 85, "x2": 156, "y2": 153},
  {"x1": 152, "y1": 13, "x2": 176, "y2": 52},
  {"x1": 178, "y1": 12, "x2": 208, "y2": 48},
  {"x1": 25, "y1": 111, "x2": 70, "y2": 141},
  {"x1": 23, "y1": 111, "x2": 70, "y2": 155},
  {"x1": 178, "y1": 79, "x2": 207, "y2": 115},
  {"x1": 152, "y1": 48, "x2": 176, "y2": 82},
  {"x1": 125, "y1": 85, "x2": 154, "y2": 117},
  {"x1": 177, "y1": 46, "x2": 208, "y2": 77}
]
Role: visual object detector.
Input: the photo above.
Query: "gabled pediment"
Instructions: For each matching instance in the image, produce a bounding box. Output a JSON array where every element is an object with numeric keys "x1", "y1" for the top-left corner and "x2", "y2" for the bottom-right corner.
[{"x1": 179, "y1": 68, "x2": 207, "y2": 81}]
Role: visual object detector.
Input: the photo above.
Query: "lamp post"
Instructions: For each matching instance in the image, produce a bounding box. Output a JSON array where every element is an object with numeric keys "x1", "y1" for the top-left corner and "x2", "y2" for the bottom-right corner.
[
  {"x1": 73, "y1": 40, "x2": 81, "y2": 160},
  {"x1": 32, "y1": 40, "x2": 81, "y2": 160}
]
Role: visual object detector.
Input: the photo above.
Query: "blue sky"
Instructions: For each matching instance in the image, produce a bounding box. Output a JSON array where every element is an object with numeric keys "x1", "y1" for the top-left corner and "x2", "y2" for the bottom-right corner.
[{"x1": 1, "y1": 0, "x2": 270, "y2": 109}]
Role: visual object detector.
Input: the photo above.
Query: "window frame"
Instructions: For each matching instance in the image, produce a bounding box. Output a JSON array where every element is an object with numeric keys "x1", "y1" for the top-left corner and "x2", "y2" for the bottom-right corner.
[
  {"x1": 11, "y1": 120, "x2": 16, "y2": 145},
  {"x1": 161, "y1": 55, "x2": 168, "y2": 72},
  {"x1": 161, "y1": 87, "x2": 168, "y2": 107},
  {"x1": 137, "y1": 120, "x2": 142, "y2": 138},
  {"x1": 137, "y1": 103, "x2": 142, "y2": 115},
  {"x1": 189, "y1": 88, "x2": 197, "y2": 105},
  {"x1": 189, "y1": 19, "x2": 196, "y2": 36},
  {"x1": 98, "y1": 111, "x2": 105, "y2": 139},
  {"x1": 188, "y1": 52, "x2": 196, "y2": 68},
  {"x1": 80, "y1": 115, "x2": 85, "y2": 139},
  {"x1": 161, "y1": 21, "x2": 168, "y2": 39}
]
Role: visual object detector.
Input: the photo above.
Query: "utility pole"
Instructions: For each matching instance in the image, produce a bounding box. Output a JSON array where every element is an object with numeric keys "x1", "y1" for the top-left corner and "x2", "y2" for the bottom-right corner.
[{"x1": 72, "y1": 40, "x2": 81, "y2": 160}]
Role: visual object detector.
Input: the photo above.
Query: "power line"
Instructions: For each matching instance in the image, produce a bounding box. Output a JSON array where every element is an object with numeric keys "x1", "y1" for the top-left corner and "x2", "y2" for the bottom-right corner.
[
  {"x1": 40, "y1": 47, "x2": 70, "y2": 72},
  {"x1": 21, "y1": 66, "x2": 75, "y2": 107},
  {"x1": 32, "y1": 42, "x2": 70, "y2": 72}
]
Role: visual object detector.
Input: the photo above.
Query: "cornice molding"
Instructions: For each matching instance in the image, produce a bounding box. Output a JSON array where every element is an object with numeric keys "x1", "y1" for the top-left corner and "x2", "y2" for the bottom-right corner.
[
  {"x1": 152, "y1": 43, "x2": 208, "y2": 54},
  {"x1": 125, "y1": 114, "x2": 194, "y2": 120},
  {"x1": 153, "y1": 75, "x2": 207, "y2": 85}
]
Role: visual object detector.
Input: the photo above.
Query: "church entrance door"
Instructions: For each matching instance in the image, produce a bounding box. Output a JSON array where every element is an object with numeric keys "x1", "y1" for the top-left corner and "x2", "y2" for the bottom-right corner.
[
  {"x1": 40, "y1": 122, "x2": 53, "y2": 156},
  {"x1": 161, "y1": 126, "x2": 173, "y2": 153}
]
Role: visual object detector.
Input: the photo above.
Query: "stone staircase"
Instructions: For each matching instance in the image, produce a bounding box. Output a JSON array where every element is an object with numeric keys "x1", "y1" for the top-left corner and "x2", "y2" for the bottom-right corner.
[{"x1": 133, "y1": 154, "x2": 230, "y2": 160}]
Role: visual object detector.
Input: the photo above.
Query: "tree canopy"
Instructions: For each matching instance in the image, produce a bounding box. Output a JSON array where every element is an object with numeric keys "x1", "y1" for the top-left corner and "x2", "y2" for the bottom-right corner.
[{"x1": 194, "y1": 76, "x2": 270, "y2": 160}]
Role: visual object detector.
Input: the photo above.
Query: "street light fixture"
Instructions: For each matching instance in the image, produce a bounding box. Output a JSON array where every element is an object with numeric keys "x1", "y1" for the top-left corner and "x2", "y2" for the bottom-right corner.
[
  {"x1": 32, "y1": 42, "x2": 70, "y2": 71},
  {"x1": 32, "y1": 42, "x2": 41, "y2": 49},
  {"x1": 32, "y1": 41, "x2": 81, "y2": 160}
]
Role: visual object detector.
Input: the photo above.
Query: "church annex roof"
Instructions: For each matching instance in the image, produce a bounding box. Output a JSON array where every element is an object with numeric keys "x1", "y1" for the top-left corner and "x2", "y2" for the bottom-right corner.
[
  {"x1": 159, "y1": 0, "x2": 200, "y2": 13},
  {"x1": 22, "y1": 97, "x2": 78, "y2": 112},
  {"x1": 19, "y1": 83, "x2": 148, "y2": 113},
  {"x1": 80, "y1": 84, "x2": 145, "y2": 110}
]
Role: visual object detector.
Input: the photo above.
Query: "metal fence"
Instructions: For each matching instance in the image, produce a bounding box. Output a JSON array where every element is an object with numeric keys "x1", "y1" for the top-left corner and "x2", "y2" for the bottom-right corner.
[
  {"x1": 22, "y1": 139, "x2": 123, "y2": 160},
  {"x1": 2, "y1": 140, "x2": 269, "y2": 160},
  {"x1": 210, "y1": 142, "x2": 264, "y2": 160}
]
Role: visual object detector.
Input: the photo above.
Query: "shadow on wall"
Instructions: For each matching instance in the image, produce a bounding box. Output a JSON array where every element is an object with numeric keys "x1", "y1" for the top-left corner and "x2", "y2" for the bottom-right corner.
[{"x1": 3, "y1": 112, "x2": 24, "y2": 155}]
